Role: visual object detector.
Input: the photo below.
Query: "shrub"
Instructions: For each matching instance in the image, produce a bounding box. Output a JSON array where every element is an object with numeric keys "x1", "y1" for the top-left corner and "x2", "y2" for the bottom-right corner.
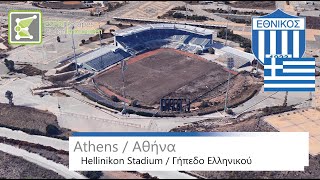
[
  {"x1": 244, "y1": 47, "x2": 252, "y2": 53},
  {"x1": 83, "y1": 171, "x2": 103, "y2": 179},
  {"x1": 46, "y1": 124, "x2": 61, "y2": 136},
  {"x1": 110, "y1": 95, "x2": 120, "y2": 102},
  {"x1": 196, "y1": 49, "x2": 202, "y2": 55},
  {"x1": 131, "y1": 99, "x2": 139, "y2": 107},
  {"x1": 200, "y1": 101, "x2": 209, "y2": 108},
  {"x1": 226, "y1": 108, "x2": 234, "y2": 115}
]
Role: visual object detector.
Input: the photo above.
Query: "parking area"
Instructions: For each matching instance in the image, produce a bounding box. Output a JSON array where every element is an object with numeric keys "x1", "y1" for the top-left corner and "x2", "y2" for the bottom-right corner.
[
  {"x1": 121, "y1": 1, "x2": 182, "y2": 19},
  {"x1": 263, "y1": 77, "x2": 320, "y2": 157},
  {"x1": 264, "y1": 108, "x2": 320, "y2": 156}
]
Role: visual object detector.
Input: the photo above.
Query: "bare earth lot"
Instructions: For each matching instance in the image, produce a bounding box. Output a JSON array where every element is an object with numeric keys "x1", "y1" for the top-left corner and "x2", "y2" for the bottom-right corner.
[
  {"x1": 95, "y1": 49, "x2": 230, "y2": 106},
  {"x1": 0, "y1": 150, "x2": 64, "y2": 179},
  {"x1": 229, "y1": 1, "x2": 276, "y2": 10},
  {"x1": 0, "y1": 103, "x2": 69, "y2": 138},
  {"x1": 0, "y1": 103, "x2": 57, "y2": 133}
]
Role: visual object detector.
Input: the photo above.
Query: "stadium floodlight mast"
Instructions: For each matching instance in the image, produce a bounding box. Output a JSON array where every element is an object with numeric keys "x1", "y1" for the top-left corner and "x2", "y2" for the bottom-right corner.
[
  {"x1": 99, "y1": 25, "x2": 102, "y2": 48},
  {"x1": 0, "y1": 14, "x2": 3, "y2": 36},
  {"x1": 64, "y1": 21, "x2": 67, "y2": 38},
  {"x1": 121, "y1": 60, "x2": 128, "y2": 115},
  {"x1": 225, "y1": 6, "x2": 232, "y2": 46},
  {"x1": 41, "y1": 44, "x2": 46, "y2": 83},
  {"x1": 224, "y1": 57, "x2": 234, "y2": 113},
  {"x1": 71, "y1": 25, "x2": 79, "y2": 75}
]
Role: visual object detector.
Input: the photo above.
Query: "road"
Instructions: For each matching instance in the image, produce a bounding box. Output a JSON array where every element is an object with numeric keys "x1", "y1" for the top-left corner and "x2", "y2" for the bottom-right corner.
[{"x1": 0, "y1": 143, "x2": 86, "y2": 179}]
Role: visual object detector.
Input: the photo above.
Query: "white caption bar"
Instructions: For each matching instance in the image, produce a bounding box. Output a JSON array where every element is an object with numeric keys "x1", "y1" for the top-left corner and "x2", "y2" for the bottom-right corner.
[{"x1": 69, "y1": 132, "x2": 309, "y2": 171}]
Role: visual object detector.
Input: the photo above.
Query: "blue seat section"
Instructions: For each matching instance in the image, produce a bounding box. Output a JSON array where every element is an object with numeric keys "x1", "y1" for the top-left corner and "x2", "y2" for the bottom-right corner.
[
  {"x1": 84, "y1": 49, "x2": 130, "y2": 72},
  {"x1": 115, "y1": 29, "x2": 212, "y2": 54}
]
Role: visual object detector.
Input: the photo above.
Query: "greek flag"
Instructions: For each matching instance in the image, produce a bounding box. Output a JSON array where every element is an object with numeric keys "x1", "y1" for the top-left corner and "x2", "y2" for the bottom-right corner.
[{"x1": 264, "y1": 57, "x2": 315, "y2": 91}]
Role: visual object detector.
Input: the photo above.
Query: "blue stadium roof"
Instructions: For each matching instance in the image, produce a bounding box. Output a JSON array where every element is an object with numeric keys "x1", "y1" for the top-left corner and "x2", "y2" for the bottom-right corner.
[{"x1": 114, "y1": 23, "x2": 215, "y2": 37}]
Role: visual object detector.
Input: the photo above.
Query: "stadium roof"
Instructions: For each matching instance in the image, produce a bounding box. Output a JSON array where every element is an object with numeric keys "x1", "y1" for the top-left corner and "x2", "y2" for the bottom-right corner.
[
  {"x1": 114, "y1": 23, "x2": 215, "y2": 37},
  {"x1": 76, "y1": 45, "x2": 119, "y2": 65}
]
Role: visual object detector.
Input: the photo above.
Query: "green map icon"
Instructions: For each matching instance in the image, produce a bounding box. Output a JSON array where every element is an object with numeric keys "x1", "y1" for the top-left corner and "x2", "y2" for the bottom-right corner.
[
  {"x1": 8, "y1": 10, "x2": 42, "y2": 45},
  {"x1": 14, "y1": 15, "x2": 37, "y2": 40}
]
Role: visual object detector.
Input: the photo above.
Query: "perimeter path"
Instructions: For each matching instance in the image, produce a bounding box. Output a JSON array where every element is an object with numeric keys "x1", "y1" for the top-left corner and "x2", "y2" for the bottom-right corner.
[
  {"x1": 0, "y1": 74, "x2": 314, "y2": 132},
  {"x1": 0, "y1": 143, "x2": 86, "y2": 179},
  {"x1": 0, "y1": 76, "x2": 224, "y2": 132},
  {"x1": 0, "y1": 127, "x2": 68, "y2": 151}
]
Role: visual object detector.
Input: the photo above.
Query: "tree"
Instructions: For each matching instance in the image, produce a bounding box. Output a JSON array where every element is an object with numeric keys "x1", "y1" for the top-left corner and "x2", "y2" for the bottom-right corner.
[
  {"x1": 5, "y1": 91, "x2": 13, "y2": 106},
  {"x1": 57, "y1": 36, "x2": 61, "y2": 43},
  {"x1": 208, "y1": 47, "x2": 215, "y2": 54},
  {"x1": 81, "y1": 39, "x2": 86, "y2": 44},
  {"x1": 4, "y1": 59, "x2": 15, "y2": 72},
  {"x1": 46, "y1": 124, "x2": 61, "y2": 136}
]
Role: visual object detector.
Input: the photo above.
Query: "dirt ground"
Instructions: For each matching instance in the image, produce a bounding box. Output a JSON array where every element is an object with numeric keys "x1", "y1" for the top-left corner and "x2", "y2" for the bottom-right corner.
[
  {"x1": 171, "y1": 117, "x2": 320, "y2": 179},
  {"x1": 0, "y1": 103, "x2": 68, "y2": 137},
  {"x1": 102, "y1": 171, "x2": 144, "y2": 179},
  {"x1": 306, "y1": 16, "x2": 320, "y2": 30},
  {"x1": 16, "y1": 64, "x2": 45, "y2": 76},
  {"x1": 94, "y1": 48, "x2": 261, "y2": 114},
  {"x1": 173, "y1": 71, "x2": 261, "y2": 113},
  {"x1": 0, "y1": 136, "x2": 69, "y2": 166},
  {"x1": 229, "y1": 1, "x2": 276, "y2": 10},
  {"x1": 0, "y1": 150, "x2": 64, "y2": 179},
  {"x1": 39, "y1": 1, "x2": 88, "y2": 9},
  {"x1": 95, "y1": 49, "x2": 230, "y2": 106}
]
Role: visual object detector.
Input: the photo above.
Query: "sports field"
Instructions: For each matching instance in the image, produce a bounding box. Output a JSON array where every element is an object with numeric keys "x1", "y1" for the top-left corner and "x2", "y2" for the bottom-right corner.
[{"x1": 94, "y1": 49, "x2": 231, "y2": 106}]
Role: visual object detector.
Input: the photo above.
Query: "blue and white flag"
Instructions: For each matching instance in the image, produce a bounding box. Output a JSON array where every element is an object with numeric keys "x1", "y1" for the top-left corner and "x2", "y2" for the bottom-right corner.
[
  {"x1": 251, "y1": 9, "x2": 315, "y2": 92},
  {"x1": 264, "y1": 57, "x2": 315, "y2": 91}
]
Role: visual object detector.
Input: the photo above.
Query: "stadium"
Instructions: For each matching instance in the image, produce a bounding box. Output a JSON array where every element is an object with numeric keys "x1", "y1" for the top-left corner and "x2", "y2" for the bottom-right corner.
[{"x1": 76, "y1": 23, "x2": 262, "y2": 116}]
